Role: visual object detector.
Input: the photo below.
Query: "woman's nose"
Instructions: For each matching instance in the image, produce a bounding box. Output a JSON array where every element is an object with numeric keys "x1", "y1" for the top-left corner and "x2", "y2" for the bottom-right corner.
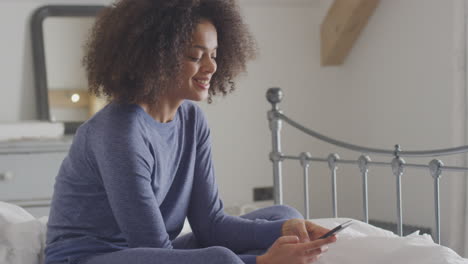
[{"x1": 202, "y1": 57, "x2": 217, "y2": 74}]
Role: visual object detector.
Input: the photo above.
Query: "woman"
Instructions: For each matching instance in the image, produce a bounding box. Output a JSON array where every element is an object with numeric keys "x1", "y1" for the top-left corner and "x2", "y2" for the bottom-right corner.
[{"x1": 45, "y1": 1, "x2": 336, "y2": 264}]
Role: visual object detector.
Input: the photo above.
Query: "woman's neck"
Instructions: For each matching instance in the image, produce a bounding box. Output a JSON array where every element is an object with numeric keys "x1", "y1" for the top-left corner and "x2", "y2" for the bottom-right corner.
[{"x1": 138, "y1": 98, "x2": 182, "y2": 123}]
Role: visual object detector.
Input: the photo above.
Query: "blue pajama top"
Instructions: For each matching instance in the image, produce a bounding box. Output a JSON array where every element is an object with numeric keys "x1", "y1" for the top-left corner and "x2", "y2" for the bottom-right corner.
[{"x1": 44, "y1": 100, "x2": 284, "y2": 264}]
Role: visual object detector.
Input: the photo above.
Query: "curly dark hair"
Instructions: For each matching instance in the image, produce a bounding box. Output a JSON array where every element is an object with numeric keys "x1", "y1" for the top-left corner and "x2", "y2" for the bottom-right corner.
[{"x1": 83, "y1": 0, "x2": 257, "y2": 104}]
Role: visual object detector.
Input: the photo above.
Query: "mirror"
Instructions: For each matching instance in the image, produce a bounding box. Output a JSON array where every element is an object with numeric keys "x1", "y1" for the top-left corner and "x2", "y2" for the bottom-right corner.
[{"x1": 31, "y1": 5, "x2": 107, "y2": 134}]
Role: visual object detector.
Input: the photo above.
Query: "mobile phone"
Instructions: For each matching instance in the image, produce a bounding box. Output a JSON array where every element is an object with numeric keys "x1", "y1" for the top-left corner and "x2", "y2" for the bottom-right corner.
[{"x1": 319, "y1": 220, "x2": 354, "y2": 239}]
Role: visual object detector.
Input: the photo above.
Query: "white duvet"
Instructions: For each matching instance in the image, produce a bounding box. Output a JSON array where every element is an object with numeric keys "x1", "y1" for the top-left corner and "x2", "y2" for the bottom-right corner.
[
  {"x1": 311, "y1": 218, "x2": 468, "y2": 264},
  {"x1": 1, "y1": 201, "x2": 467, "y2": 264}
]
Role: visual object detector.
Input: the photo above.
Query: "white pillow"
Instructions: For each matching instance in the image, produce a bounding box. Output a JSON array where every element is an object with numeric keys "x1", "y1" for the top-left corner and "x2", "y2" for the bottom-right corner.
[
  {"x1": 0, "y1": 201, "x2": 47, "y2": 264},
  {"x1": 0, "y1": 201, "x2": 35, "y2": 224}
]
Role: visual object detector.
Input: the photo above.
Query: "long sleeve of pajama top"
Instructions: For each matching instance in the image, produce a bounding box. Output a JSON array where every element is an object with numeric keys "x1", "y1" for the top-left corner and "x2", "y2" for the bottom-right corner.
[{"x1": 44, "y1": 101, "x2": 284, "y2": 264}]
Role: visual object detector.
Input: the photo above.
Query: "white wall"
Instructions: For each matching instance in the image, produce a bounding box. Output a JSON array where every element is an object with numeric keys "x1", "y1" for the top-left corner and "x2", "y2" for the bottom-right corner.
[
  {"x1": 1, "y1": 0, "x2": 466, "y2": 255},
  {"x1": 310, "y1": 0, "x2": 464, "y2": 254}
]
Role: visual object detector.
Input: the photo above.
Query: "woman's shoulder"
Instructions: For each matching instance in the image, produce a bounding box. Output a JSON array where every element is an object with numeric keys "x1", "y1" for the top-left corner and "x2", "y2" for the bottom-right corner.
[
  {"x1": 180, "y1": 100, "x2": 201, "y2": 114},
  {"x1": 78, "y1": 102, "x2": 146, "y2": 139},
  {"x1": 179, "y1": 100, "x2": 209, "y2": 129},
  {"x1": 180, "y1": 100, "x2": 207, "y2": 121},
  {"x1": 96, "y1": 102, "x2": 143, "y2": 123},
  {"x1": 70, "y1": 103, "x2": 154, "y2": 167}
]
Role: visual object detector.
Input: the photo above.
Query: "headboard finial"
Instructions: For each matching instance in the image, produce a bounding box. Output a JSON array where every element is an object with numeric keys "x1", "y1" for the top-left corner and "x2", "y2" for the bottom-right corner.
[
  {"x1": 394, "y1": 144, "x2": 401, "y2": 158},
  {"x1": 266, "y1": 87, "x2": 283, "y2": 109},
  {"x1": 429, "y1": 159, "x2": 444, "y2": 179}
]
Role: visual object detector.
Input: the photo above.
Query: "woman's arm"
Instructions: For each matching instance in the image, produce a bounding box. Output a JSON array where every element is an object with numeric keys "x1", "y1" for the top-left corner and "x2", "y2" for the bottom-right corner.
[{"x1": 186, "y1": 111, "x2": 284, "y2": 252}]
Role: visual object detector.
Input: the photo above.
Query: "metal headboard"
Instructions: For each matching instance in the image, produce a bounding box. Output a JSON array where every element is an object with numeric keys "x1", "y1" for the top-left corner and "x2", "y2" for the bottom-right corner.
[{"x1": 266, "y1": 87, "x2": 468, "y2": 244}]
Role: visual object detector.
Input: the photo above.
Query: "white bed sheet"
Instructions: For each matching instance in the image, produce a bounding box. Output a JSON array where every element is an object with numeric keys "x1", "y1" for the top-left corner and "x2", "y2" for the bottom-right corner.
[{"x1": 1, "y1": 201, "x2": 467, "y2": 264}]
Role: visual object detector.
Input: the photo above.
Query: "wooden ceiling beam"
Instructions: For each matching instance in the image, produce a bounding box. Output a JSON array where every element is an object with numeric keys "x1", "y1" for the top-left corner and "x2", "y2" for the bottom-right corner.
[{"x1": 321, "y1": 0, "x2": 380, "y2": 66}]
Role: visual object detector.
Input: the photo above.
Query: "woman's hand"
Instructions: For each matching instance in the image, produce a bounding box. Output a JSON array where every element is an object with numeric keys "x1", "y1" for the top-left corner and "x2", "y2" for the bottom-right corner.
[
  {"x1": 256, "y1": 235, "x2": 335, "y2": 264},
  {"x1": 282, "y1": 219, "x2": 335, "y2": 243}
]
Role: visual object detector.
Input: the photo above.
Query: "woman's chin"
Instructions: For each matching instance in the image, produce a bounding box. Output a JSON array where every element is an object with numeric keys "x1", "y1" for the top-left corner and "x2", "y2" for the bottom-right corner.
[{"x1": 189, "y1": 92, "x2": 209, "y2": 102}]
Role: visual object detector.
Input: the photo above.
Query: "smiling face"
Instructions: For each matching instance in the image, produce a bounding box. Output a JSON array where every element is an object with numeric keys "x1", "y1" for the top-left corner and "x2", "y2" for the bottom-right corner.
[{"x1": 168, "y1": 20, "x2": 218, "y2": 103}]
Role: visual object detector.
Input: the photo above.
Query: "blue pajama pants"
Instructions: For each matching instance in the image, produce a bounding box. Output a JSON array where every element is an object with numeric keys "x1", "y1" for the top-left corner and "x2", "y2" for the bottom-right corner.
[{"x1": 80, "y1": 205, "x2": 302, "y2": 264}]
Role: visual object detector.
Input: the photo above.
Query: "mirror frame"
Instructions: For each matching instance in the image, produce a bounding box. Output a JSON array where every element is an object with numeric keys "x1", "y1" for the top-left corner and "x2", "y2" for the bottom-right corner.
[{"x1": 31, "y1": 5, "x2": 106, "y2": 134}]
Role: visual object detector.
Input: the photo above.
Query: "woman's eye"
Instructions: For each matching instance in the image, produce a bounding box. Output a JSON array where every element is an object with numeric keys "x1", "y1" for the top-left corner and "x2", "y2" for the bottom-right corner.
[{"x1": 188, "y1": 56, "x2": 201, "y2": 62}]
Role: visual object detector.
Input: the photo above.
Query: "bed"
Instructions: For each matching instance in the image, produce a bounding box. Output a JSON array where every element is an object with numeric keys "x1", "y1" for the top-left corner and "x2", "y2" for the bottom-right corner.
[
  {"x1": 265, "y1": 87, "x2": 468, "y2": 263},
  {"x1": 2, "y1": 87, "x2": 468, "y2": 264},
  {"x1": 1, "y1": 202, "x2": 466, "y2": 264}
]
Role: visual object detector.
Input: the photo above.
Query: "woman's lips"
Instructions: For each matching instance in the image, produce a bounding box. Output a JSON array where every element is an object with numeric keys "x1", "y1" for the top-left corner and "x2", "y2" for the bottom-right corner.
[{"x1": 194, "y1": 78, "x2": 210, "y2": 89}]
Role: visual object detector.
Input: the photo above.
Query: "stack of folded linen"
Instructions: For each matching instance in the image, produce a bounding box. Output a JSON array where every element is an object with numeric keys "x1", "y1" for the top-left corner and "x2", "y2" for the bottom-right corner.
[{"x1": 0, "y1": 122, "x2": 64, "y2": 142}]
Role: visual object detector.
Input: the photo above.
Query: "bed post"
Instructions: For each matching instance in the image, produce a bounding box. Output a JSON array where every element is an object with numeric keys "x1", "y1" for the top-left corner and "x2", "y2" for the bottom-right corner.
[
  {"x1": 429, "y1": 159, "x2": 443, "y2": 244},
  {"x1": 358, "y1": 155, "x2": 371, "y2": 224},
  {"x1": 300, "y1": 152, "x2": 312, "y2": 218},
  {"x1": 266, "y1": 88, "x2": 284, "y2": 205},
  {"x1": 391, "y1": 145, "x2": 405, "y2": 237},
  {"x1": 328, "y1": 154, "x2": 340, "y2": 218}
]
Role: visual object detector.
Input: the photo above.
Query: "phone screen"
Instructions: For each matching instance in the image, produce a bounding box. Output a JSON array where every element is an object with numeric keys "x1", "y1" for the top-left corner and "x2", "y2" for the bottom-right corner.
[{"x1": 319, "y1": 220, "x2": 354, "y2": 239}]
